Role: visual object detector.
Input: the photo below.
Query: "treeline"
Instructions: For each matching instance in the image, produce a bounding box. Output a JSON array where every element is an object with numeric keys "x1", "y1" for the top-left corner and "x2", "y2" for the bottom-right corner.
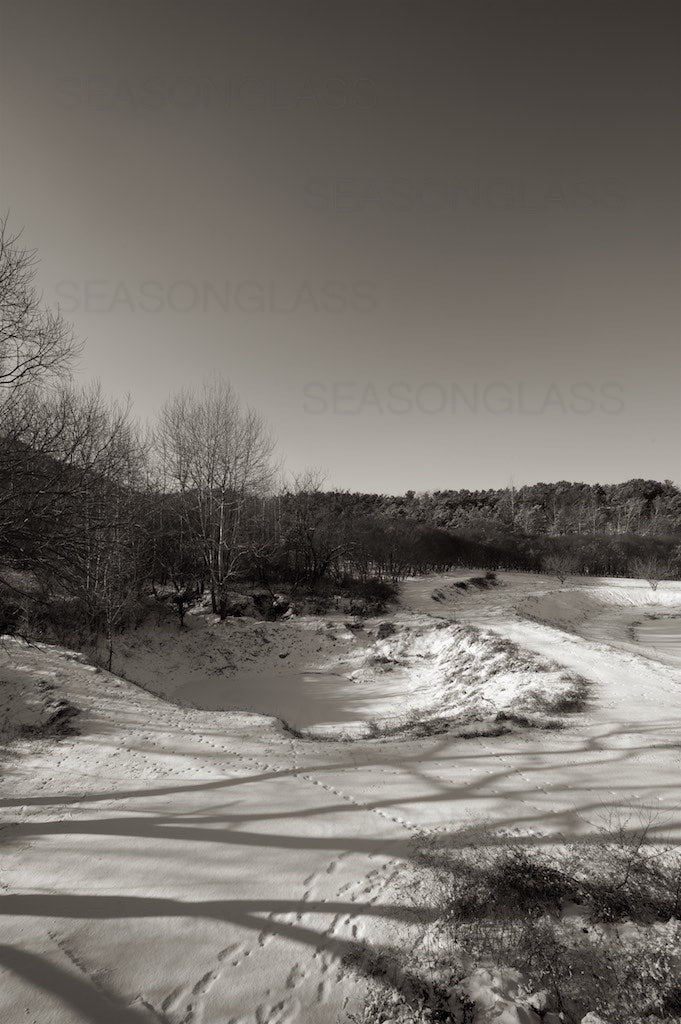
[
  {"x1": 315, "y1": 481, "x2": 681, "y2": 541},
  {"x1": 241, "y1": 490, "x2": 680, "y2": 582}
]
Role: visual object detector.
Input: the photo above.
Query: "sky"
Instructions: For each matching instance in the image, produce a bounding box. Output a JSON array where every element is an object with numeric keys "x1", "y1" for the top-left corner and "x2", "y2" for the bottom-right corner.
[{"x1": 1, "y1": 0, "x2": 679, "y2": 493}]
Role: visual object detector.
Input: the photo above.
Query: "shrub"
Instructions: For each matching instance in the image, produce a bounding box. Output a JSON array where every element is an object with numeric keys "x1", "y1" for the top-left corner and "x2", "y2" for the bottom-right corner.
[
  {"x1": 25, "y1": 595, "x2": 106, "y2": 646},
  {"x1": 0, "y1": 595, "x2": 23, "y2": 635},
  {"x1": 385, "y1": 827, "x2": 681, "y2": 1023},
  {"x1": 352, "y1": 578, "x2": 399, "y2": 607},
  {"x1": 468, "y1": 575, "x2": 489, "y2": 587},
  {"x1": 530, "y1": 673, "x2": 591, "y2": 714}
]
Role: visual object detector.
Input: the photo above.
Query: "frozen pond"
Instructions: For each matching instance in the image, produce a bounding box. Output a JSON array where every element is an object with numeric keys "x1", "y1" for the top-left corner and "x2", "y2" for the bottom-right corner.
[
  {"x1": 632, "y1": 614, "x2": 681, "y2": 655},
  {"x1": 173, "y1": 667, "x2": 411, "y2": 732},
  {"x1": 580, "y1": 607, "x2": 681, "y2": 662}
]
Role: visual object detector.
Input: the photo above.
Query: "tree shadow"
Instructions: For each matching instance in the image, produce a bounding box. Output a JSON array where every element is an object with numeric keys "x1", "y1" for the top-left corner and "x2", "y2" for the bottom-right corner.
[
  {"x1": 0, "y1": 944, "x2": 153, "y2": 1024},
  {"x1": 0, "y1": 896, "x2": 439, "y2": 1024}
]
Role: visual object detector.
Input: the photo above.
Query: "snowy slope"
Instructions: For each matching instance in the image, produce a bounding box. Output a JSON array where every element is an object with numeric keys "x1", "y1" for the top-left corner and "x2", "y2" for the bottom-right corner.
[{"x1": 0, "y1": 572, "x2": 680, "y2": 1023}]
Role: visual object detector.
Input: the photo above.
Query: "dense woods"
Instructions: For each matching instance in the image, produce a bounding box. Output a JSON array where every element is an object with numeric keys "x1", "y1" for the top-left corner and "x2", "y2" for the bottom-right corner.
[
  {"x1": 306, "y1": 481, "x2": 681, "y2": 579},
  {"x1": 1, "y1": 219, "x2": 680, "y2": 647}
]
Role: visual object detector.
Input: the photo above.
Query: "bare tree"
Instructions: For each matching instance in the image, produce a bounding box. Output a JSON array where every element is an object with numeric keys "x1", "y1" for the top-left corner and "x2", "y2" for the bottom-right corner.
[
  {"x1": 631, "y1": 555, "x2": 674, "y2": 591},
  {"x1": 0, "y1": 382, "x2": 149, "y2": 636},
  {"x1": 0, "y1": 215, "x2": 78, "y2": 392},
  {"x1": 542, "y1": 552, "x2": 579, "y2": 584},
  {"x1": 0, "y1": 223, "x2": 152, "y2": 646},
  {"x1": 157, "y1": 378, "x2": 275, "y2": 618}
]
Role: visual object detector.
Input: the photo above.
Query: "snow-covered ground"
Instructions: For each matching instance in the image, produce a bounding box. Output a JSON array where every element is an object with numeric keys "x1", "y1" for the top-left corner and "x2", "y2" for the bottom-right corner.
[
  {"x1": 517, "y1": 579, "x2": 681, "y2": 666},
  {"x1": 1, "y1": 572, "x2": 680, "y2": 1023},
  {"x1": 101, "y1": 607, "x2": 589, "y2": 736}
]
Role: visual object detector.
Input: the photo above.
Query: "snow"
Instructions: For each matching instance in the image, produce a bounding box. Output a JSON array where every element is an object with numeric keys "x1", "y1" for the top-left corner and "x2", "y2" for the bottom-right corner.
[
  {"x1": 98, "y1": 612, "x2": 416, "y2": 732},
  {"x1": 453, "y1": 966, "x2": 544, "y2": 1023},
  {"x1": 516, "y1": 579, "x2": 681, "y2": 666},
  {"x1": 97, "y1": 607, "x2": 588, "y2": 736},
  {"x1": 1, "y1": 571, "x2": 680, "y2": 1023}
]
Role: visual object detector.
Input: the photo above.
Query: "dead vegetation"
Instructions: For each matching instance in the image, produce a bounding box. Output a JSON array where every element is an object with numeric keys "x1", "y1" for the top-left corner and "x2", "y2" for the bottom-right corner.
[
  {"x1": 345, "y1": 813, "x2": 681, "y2": 1023},
  {"x1": 0, "y1": 671, "x2": 80, "y2": 745},
  {"x1": 431, "y1": 573, "x2": 499, "y2": 605}
]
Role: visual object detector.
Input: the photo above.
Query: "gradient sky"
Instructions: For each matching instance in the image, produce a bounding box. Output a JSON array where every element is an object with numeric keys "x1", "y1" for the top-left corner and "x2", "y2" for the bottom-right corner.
[{"x1": 1, "y1": 0, "x2": 679, "y2": 492}]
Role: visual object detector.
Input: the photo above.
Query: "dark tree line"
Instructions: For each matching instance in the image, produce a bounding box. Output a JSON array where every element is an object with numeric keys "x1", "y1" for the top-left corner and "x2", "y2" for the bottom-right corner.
[
  {"x1": 315, "y1": 481, "x2": 681, "y2": 542},
  {"x1": 289, "y1": 488, "x2": 681, "y2": 579}
]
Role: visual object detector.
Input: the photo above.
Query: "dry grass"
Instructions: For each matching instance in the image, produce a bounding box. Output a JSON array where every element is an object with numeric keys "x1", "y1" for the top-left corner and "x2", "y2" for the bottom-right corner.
[{"x1": 344, "y1": 813, "x2": 681, "y2": 1023}]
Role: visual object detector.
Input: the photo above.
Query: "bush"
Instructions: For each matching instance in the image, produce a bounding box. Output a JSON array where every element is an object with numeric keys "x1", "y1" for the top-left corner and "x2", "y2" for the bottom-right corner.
[
  {"x1": 630, "y1": 555, "x2": 675, "y2": 590},
  {"x1": 22, "y1": 592, "x2": 150, "y2": 648},
  {"x1": 0, "y1": 595, "x2": 23, "y2": 635},
  {"x1": 25, "y1": 595, "x2": 106, "y2": 646},
  {"x1": 531, "y1": 672, "x2": 591, "y2": 714},
  {"x1": 339, "y1": 578, "x2": 398, "y2": 616},
  {"x1": 388, "y1": 826, "x2": 681, "y2": 1023},
  {"x1": 468, "y1": 575, "x2": 490, "y2": 587},
  {"x1": 306, "y1": 593, "x2": 334, "y2": 615},
  {"x1": 351, "y1": 578, "x2": 399, "y2": 606}
]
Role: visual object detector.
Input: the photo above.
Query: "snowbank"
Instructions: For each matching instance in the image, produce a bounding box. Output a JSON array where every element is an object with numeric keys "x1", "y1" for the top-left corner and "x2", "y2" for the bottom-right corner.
[
  {"x1": 518, "y1": 580, "x2": 681, "y2": 635},
  {"x1": 350, "y1": 620, "x2": 588, "y2": 732},
  {"x1": 515, "y1": 581, "x2": 681, "y2": 669}
]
